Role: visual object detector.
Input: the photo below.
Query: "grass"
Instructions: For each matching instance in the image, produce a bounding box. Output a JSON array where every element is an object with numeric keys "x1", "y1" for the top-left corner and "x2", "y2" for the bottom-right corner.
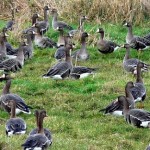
[{"x1": 0, "y1": 18, "x2": 150, "y2": 150}]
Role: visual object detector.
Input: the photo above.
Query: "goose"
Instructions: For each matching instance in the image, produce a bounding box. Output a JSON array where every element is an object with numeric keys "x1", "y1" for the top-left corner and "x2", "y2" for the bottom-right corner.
[
  {"x1": 130, "y1": 62, "x2": 146, "y2": 108},
  {"x1": 34, "y1": 6, "x2": 50, "y2": 35},
  {"x1": 0, "y1": 41, "x2": 26, "y2": 76},
  {"x1": 22, "y1": 30, "x2": 37, "y2": 60},
  {"x1": 51, "y1": 8, "x2": 73, "y2": 31},
  {"x1": 0, "y1": 79, "x2": 31, "y2": 114},
  {"x1": 122, "y1": 43, "x2": 149, "y2": 74},
  {"x1": 122, "y1": 83, "x2": 150, "y2": 128},
  {"x1": 100, "y1": 81, "x2": 135, "y2": 116},
  {"x1": 1, "y1": 27, "x2": 18, "y2": 56},
  {"x1": 57, "y1": 27, "x2": 65, "y2": 47},
  {"x1": 29, "y1": 110, "x2": 52, "y2": 140},
  {"x1": 55, "y1": 33, "x2": 73, "y2": 60},
  {"x1": 22, "y1": 109, "x2": 52, "y2": 150},
  {"x1": 5, "y1": 100, "x2": 26, "y2": 136},
  {"x1": 34, "y1": 23, "x2": 57, "y2": 48},
  {"x1": 124, "y1": 21, "x2": 150, "y2": 51},
  {"x1": 70, "y1": 66, "x2": 97, "y2": 79},
  {"x1": 42, "y1": 43, "x2": 73, "y2": 79},
  {"x1": 69, "y1": 15, "x2": 88, "y2": 37},
  {"x1": 96, "y1": 28, "x2": 120, "y2": 54},
  {"x1": 72, "y1": 32, "x2": 89, "y2": 61},
  {"x1": 23, "y1": 13, "x2": 41, "y2": 42}
]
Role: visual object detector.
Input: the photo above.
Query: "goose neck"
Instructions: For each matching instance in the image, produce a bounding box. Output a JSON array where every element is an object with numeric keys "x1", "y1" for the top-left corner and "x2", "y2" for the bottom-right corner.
[
  {"x1": 44, "y1": 10, "x2": 49, "y2": 21},
  {"x1": 37, "y1": 114, "x2": 44, "y2": 134},
  {"x1": 10, "y1": 101, "x2": 16, "y2": 118},
  {"x1": 136, "y1": 65, "x2": 143, "y2": 83},
  {"x1": 2, "y1": 80, "x2": 11, "y2": 95}
]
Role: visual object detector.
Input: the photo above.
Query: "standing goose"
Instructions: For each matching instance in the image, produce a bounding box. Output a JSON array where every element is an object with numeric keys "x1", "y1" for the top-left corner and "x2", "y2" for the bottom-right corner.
[
  {"x1": 69, "y1": 15, "x2": 88, "y2": 37},
  {"x1": 29, "y1": 110, "x2": 52, "y2": 140},
  {"x1": 72, "y1": 32, "x2": 89, "y2": 61},
  {"x1": 34, "y1": 23, "x2": 57, "y2": 48},
  {"x1": 22, "y1": 110, "x2": 52, "y2": 149},
  {"x1": 57, "y1": 27, "x2": 65, "y2": 47},
  {"x1": 100, "y1": 81, "x2": 135, "y2": 116},
  {"x1": 35, "y1": 6, "x2": 50, "y2": 35},
  {"x1": 122, "y1": 43, "x2": 149, "y2": 74},
  {"x1": 122, "y1": 84, "x2": 150, "y2": 128},
  {"x1": 96, "y1": 28, "x2": 120, "y2": 54},
  {"x1": 5, "y1": 100, "x2": 26, "y2": 136},
  {"x1": 124, "y1": 22, "x2": 150, "y2": 51},
  {"x1": 51, "y1": 8, "x2": 73, "y2": 30},
  {"x1": 0, "y1": 79, "x2": 31, "y2": 114},
  {"x1": 22, "y1": 30, "x2": 37, "y2": 60},
  {"x1": 130, "y1": 62, "x2": 146, "y2": 108},
  {"x1": 42, "y1": 43, "x2": 73, "y2": 79},
  {"x1": 55, "y1": 33, "x2": 72, "y2": 60},
  {"x1": 23, "y1": 13, "x2": 40, "y2": 42}
]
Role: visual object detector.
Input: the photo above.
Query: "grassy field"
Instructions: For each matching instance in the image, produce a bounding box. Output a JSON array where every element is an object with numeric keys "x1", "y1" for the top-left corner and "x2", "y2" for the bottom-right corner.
[{"x1": 0, "y1": 19, "x2": 150, "y2": 150}]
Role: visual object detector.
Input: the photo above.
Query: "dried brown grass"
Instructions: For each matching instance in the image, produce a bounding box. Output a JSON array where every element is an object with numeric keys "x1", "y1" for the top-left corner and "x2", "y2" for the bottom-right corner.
[{"x1": 0, "y1": 0, "x2": 149, "y2": 39}]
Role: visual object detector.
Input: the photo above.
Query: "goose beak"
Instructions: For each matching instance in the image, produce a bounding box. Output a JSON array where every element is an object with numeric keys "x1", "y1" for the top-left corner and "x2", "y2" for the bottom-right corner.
[
  {"x1": 120, "y1": 45, "x2": 125, "y2": 48},
  {"x1": 32, "y1": 31, "x2": 37, "y2": 35},
  {"x1": 123, "y1": 22, "x2": 127, "y2": 26},
  {"x1": 32, "y1": 24, "x2": 35, "y2": 27},
  {"x1": 96, "y1": 29, "x2": 99, "y2": 33},
  {"x1": 5, "y1": 33, "x2": 9, "y2": 37}
]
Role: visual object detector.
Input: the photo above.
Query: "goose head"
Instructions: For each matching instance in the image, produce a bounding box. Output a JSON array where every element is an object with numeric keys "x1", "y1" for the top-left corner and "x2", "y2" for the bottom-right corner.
[
  {"x1": 123, "y1": 21, "x2": 132, "y2": 28},
  {"x1": 43, "y1": 5, "x2": 50, "y2": 11},
  {"x1": 96, "y1": 28, "x2": 104, "y2": 34}
]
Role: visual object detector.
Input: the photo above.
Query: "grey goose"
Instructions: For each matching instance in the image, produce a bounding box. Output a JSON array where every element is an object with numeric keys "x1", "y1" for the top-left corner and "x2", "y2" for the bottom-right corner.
[
  {"x1": 34, "y1": 5, "x2": 50, "y2": 35},
  {"x1": 96, "y1": 28, "x2": 120, "y2": 54},
  {"x1": 100, "y1": 81, "x2": 135, "y2": 116},
  {"x1": 42, "y1": 43, "x2": 73, "y2": 79},
  {"x1": 122, "y1": 82, "x2": 150, "y2": 128},
  {"x1": 22, "y1": 109, "x2": 51, "y2": 150},
  {"x1": 130, "y1": 62, "x2": 146, "y2": 108},
  {"x1": 72, "y1": 32, "x2": 89, "y2": 61},
  {"x1": 70, "y1": 66, "x2": 97, "y2": 79},
  {"x1": 51, "y1": 8, "x2": 73, "y2": 31},
  {"x1": 5, "y1": 100, "x2": 26, "y2": 136},
  {"x1": 124, "y1": 22, "x2": 150, "y2": 51},
  {"x1": 0, "y1": 79, "x2": 31, "y2": 114},
  {"x1": 34, "y1": 22, "x2": 57, "y2": 48},
  {"x1": 122, "y1": 44, "x2": 149, "y2": 74},
  {"x1": 29, "y1": 110, "x2": 52, "y2": 141},
  {"x1": 69, "y1": 15, "x2": 88, "y2": 37}
]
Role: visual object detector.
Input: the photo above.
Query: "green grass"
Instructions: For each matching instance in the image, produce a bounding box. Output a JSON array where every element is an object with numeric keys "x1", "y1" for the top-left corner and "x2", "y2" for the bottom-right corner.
[{"x1": 0, "y1": 19, "x2": 150, "y2": 150}]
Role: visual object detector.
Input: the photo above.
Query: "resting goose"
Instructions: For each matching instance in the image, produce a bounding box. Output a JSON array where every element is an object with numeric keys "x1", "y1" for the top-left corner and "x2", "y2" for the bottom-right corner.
[
  {"x1": 130, "y1": 62, "x2": 146, "y2": 108},
  {"x1": 34, "y1": 6, "x2": 50, "y2": 35},
  {"x1": 96, "y1": 28, "x2": 120, "y2": 54},
  {"x1": 5, "y1": 100, "x2": 26, "y2": 136},
  {"x1": 124, "y1": 22, "x2": 150, "y2": 51},
  {"x1": 22, "y1": 109, "x2": 52, "y2": 149},
  {"x1": 34, "y1": 23, "x2": 57, "y2": 48},
  {"x1": 122, "y1": 43, "x2": 149, "y2": 74},
  {"x1": 51, "y1": 8, "x2": 73, "y2": 30},
  {"x1": 70, "y1": 66, "x2": 97, "y2": 79},
  {"x1": 42, "y1": 43, "x2": 73, "y2": 79},
  {"x1": 72, "y1": 32, "x2": 89, "y2": 61},
  {"x1": 29, "y1": 110, "x2": 52, "y2": 140},
  {"x1": 122, "y1": 83, "x2": 150, "y2": 128},
  {"x1": 69, "y1": 15, "x2": 88, "y2": 37},
  {"x1": 0, "y1": 79, "x2": 31, "y2": 114},
  {"x1": 100, "y1": 81, "x2": 135, "y2": 116}
]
